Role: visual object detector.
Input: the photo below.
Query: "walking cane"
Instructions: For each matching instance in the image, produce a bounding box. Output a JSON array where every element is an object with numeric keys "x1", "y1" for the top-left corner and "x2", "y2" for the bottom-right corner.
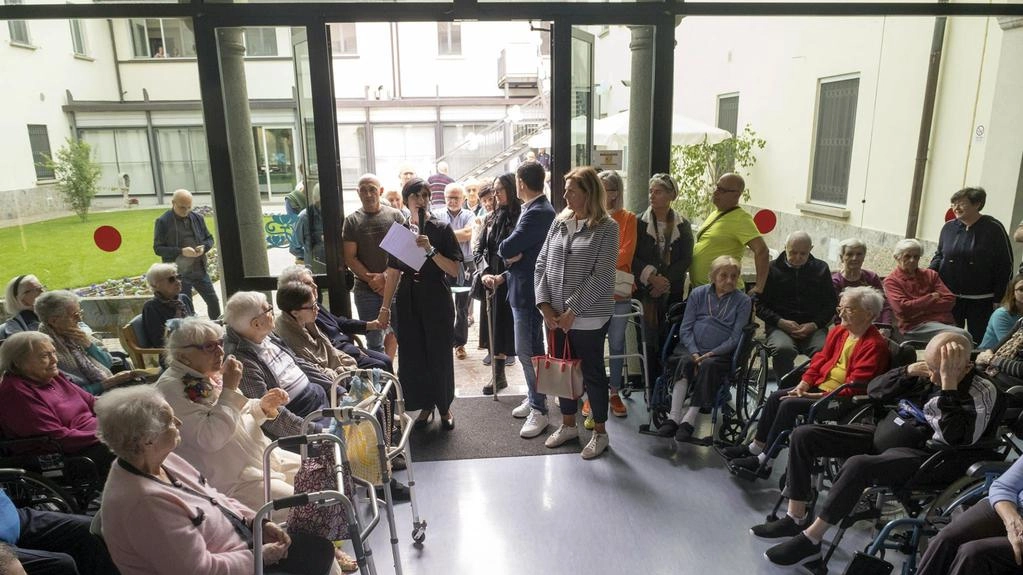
[{"x1": 486, "y1": 288, "x2": 499, "y2": 401}]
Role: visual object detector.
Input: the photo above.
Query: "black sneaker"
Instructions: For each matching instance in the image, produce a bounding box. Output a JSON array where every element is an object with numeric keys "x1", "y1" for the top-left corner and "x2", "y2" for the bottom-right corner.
[
  {"x1": 656, "y1": 420, "x2": 679, "y2": 437},
  {"x1": 721, "y1": 444, "x2": 753, "y2": 459},
  {"x1": 505, "y1": 355, "x2": 516, "y2": 367},
  {"x1": 391, "y1": 453, "x2": 407, "y2": 471},
  {"x1": 731, "y1": 455, "x2": 761, "y2": 472},
  {"x1": 764, "y1": 534, "x2": 821, "y2": 566},
  {"x1": 750, "y1": 515, "x2": 805, "y2": 540},
  {"x1": 674, "y1": 422, "x2": 695, "y2": 443}
]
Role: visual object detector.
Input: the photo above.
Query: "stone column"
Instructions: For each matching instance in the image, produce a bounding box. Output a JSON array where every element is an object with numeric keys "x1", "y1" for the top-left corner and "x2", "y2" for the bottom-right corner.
[
  {"x1": 218, "y1": 28, "x2": 269, "y2": 277},
  {"x1": 626, "y1": 25, "x2": 655, "y2": 214},
  {"x1": 986, "y1": 17, "x2": 1023, "y2": 266}
]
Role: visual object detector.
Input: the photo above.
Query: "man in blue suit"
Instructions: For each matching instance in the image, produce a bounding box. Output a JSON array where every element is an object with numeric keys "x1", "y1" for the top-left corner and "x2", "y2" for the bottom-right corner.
[{"x1": 498, "y1": 161, "x2": 557, "y2": 438}]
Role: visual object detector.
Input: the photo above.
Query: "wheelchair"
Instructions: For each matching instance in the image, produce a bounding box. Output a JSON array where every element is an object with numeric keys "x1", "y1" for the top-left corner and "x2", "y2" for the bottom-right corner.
[
  {"x1": 0, "y1": 467, "x2": 80, "y2": 514},
  {"x1": 0, "y1": 434, "x2": 103, "y2": 514},
  {"x1": 770, "y1": 388, "x2": 1022, "y2": 575},
  {"x1": 728, "y1": 337, "x2": 917, "y2": 481},
  {"x1": 639, "y1": 301, "x2": 769, "y2": 445}
]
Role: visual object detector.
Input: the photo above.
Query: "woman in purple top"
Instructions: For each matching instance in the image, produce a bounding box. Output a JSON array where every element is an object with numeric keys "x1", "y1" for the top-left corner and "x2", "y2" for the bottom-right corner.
[
  {"x1": 831, "y1": 238, "x2": 894, "y2": 327},
  {"x1": 0, "y1": 331, "x2": 115, "y2": 478}
]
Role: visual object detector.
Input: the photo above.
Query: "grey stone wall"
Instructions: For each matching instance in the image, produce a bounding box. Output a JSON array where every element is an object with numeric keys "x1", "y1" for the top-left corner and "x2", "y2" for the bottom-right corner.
[{"x1": 0, "y1": 184, "x2": 67, "y2": 221}]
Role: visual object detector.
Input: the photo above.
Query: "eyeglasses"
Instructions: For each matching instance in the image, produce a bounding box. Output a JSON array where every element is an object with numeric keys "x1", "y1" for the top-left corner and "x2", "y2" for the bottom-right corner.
[
  {"x1": 167, "y1": 275, "x2": 181, "y2": 283},
  {"x1": 69, "y1": 310, "x2": 83, "y2": 320},
  {"x1": 297, "y1": 304, "x2": 318, "y2": 311},
  {"x1": 24, "y1": 285, "x2": 45, "y2": 294},
  {"x1": 250, "y1": 306, "x2": 273, "y2": 322},
  {"x1": 836, "y1": 306, "x2": 862, "y2": 316},
  {"x1": 184, "y1": 339, "x2": 224, "y2": 353}
]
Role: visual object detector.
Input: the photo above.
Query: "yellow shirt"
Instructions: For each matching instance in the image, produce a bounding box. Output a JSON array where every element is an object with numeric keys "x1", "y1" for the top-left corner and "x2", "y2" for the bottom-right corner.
[
  {"x1": 690, "y1": 207, "x2": 761, "y2": 287},
  {"x1": 817, "y1": 334, "x2": 859, "y2": 392}
]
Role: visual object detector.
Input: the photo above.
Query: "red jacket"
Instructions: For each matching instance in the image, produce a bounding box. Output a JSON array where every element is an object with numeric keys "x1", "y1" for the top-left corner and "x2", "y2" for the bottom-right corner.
[
  {"x1": 804, "y1": 324, "x2": 891, "y2": 396},
  {"x1": 883, "y1": 267, "x2": 956, "y2": 333}
]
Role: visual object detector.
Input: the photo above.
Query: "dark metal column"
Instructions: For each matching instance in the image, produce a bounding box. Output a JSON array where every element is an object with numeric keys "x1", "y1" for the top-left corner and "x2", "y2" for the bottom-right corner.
[
  {"x1": 550, "y1": 20, "x2": 572, "y2": 211},
  {"x1": 306, "y1": 22, "x2": 351, "y2": 318},
  {"x1": 651, "y1": 15, "x2": 676, "y2": 174}
]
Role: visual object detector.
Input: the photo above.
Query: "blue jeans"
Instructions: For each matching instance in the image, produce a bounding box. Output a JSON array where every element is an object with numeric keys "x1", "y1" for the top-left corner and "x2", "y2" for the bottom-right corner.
[
  {"x1": 512, "y1": 305, "x2": 546, "y2": 414},
  {"x1": 353, "y1": 288, "x2": 385, "y2": 353},
  {"x1": 607, "y1": 299, "x2": 632, "y2": 393}
]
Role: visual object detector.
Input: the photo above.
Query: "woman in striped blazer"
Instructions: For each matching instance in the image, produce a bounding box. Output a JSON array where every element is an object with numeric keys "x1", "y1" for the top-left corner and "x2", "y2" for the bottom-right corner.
[{"x1": 534, "y1": 166, "x2": 619, "y2": 460}]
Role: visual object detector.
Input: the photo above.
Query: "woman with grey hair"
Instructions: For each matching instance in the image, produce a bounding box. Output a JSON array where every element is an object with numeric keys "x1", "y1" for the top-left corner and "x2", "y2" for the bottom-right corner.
[
  {"x1": 152, "y1": 317, "x2": 357, "y2": 573},
  {"x1": 0, "y1": 331, "x2": 116, "y2": 478},
  {"x1": 1, "y1": 274, "x2": 44, "y2": 339},
  {"x1": 831, "y1": 238, "x2": 893, "y2": 326},
  {"x1": 36, "y1": 290, "x2": 149, "y2": 395},
  {"x1": 726, "y1": 286, "x2": 892, "y2": 478},
  {"x1": 96, "y1": 386, "x2": 337, "y2": 575},
  {"x1": 141, "y1": 262, "x2": 195, "y2": 349},
  {"x1": 633, "y1": 172, "x2": 694, "y2": 382},
  {"x1": 274, "y1": 282, "x2": 358, "y2": 382},
  {"x1": 883, "y1": 238, "x2": 973, "y2": 345},
  {"x1": 656, "y1": 256, "x2": 751, "y2": 441}
]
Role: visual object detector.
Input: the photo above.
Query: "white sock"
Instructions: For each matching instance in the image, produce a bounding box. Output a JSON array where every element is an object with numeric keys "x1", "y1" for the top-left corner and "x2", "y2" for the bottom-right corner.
[
  {"x1": 802, "y1": 529, "x2": 822, "y2": 545},
  {"x1": 748, "y1": 442, "x2": 763, "y2": 456},
  {"x1": 681, "y1": 407, "x2": 699, "y2": 426},
  {"x1": 669, "y1": 379, "x2": 689, "y2": 423},
  {"x1": 757, "y1": 452, "x2": 769, "y2": 464},
  {"x1": 787, "y1": 511, "x2": 807, "y2": 525}
]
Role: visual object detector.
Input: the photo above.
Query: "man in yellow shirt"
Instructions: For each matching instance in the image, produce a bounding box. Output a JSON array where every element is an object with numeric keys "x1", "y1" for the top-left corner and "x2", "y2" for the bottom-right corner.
[{"x1": 689, "y1": 173, "x2": 770, "y2": 294}]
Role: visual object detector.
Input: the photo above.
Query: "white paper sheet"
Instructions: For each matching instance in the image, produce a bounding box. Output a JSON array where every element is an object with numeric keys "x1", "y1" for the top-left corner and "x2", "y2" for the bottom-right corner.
[{"x1": 379, "y1": 221, "x2": 426, "y2": 272}]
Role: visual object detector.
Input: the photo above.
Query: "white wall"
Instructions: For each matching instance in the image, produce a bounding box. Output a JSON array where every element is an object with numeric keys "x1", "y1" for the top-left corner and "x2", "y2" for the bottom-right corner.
[{"x1": 0, "y1": 17, "x2": 120, "y2": 192}]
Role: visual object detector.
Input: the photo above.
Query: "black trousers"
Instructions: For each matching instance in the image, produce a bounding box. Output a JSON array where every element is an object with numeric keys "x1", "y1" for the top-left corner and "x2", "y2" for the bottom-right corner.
[
  {"x1": 916, "y1": 498, "x2": 1022, "y2": 575},
  {"x1": 953, "y1": 297, "x2": 995, "y2": 345},
  {"x1": 340, "y1": 342, "x2": 394, "y2": 373},
  {"x1": 551, "y1": 325, "x2": 611, "y2": 423},
  {"x1": 783, "y1": 424, "x2": 926, "y2": 525},
  {"x1": 678, "y1": 354, "x2": 732, "y2": 409},
  {"x1": 16, "y1": 508, "x2": 119, "y2": 575},
  {"x1": 755, "y1": 388, "x2": 852, "y2": 457}
]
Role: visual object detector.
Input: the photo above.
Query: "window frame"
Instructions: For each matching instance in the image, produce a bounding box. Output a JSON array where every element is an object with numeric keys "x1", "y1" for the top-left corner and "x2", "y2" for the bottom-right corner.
[
  {"x1": 808, "y1": 74, "x2": 860, "y2": 207},
  {"x1": 70, "y1": 19, "x2": 88, "y2": 56},
  {"x1": 243, "y1": 27, "x2": 279, "y2": 57},
  {"x1": 437, "y1": 21, "x2": 462, "y2": 57},
  {"x1": 27, "y1": 125, "x2": 55, "y2": 181},
  {"x1": 328, "y1": 22, "x2": 358, "y2": 56},
  {"x1": 6, "y1": 0, "x2": 31, "y2": 46}
]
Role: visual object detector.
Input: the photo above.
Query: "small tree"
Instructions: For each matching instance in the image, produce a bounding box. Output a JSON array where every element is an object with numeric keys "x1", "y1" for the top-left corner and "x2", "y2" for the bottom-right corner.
[
  {"x1": 41, "y1": 138, "x2": 102, "y2": 222},
  {"x1": 670, "y1": 124, "x2": 766, "y2": 221}
]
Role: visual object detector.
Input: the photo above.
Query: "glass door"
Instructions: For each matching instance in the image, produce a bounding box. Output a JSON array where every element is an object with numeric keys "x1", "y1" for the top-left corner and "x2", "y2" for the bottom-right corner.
[{"x1": 570, "y1": 27, "x2": 594, "y2": 169}]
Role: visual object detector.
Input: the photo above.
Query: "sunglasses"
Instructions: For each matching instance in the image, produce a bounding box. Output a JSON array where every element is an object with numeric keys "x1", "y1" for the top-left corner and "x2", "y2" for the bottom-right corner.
[
  {"x1": 167, "y1": 275, "x2": 181, "y2": 282},
  {"x1": 185, "y1": 339, "x2": 224, "y2": 353}
]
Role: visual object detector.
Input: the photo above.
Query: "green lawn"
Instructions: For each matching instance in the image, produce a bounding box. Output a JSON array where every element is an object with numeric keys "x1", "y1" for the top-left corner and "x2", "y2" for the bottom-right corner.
[{"x1": 0, "y1": 209, "x2": 219, "y2": 291}]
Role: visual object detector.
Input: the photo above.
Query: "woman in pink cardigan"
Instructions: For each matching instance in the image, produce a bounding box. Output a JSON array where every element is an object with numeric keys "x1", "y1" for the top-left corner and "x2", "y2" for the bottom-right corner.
[
  {"x1": 95, "y1": 386, "x2": 335, "y2": 575},
  {"x1": 882, "y1": 238, "x2": 972, "y2": 345},
  {"x1": 0, "y1": 331, "x2": 115, "y2": 478}
]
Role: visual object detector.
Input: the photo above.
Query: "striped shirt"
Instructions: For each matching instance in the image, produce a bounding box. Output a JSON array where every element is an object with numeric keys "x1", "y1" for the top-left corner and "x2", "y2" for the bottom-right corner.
[{"x1": 534, "y1": 215, "x2": 619, "y2": 330}]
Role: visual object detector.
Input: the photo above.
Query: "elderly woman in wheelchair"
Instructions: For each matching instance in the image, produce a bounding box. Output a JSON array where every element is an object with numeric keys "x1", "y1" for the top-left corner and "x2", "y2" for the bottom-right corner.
[
  {"x1": 724, "y1": 286, "x2": 892, "y2": 477},
  {"x1": 654, "y1": 256, "x2": 752, "y2": 443},
  {"x1": 0, "y1": 332, "x2": 116, "y2": 480},
  {"x1": 96, "y1": 386, "x2": 338, "y2": 575},
  {"x1": 750, "y1": 332, "x2": 1004, "y2": 570}
]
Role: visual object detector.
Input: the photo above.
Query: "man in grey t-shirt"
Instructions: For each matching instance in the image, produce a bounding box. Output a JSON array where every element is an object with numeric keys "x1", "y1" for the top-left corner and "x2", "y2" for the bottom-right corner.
[{"x1": 343, "y1": 173, "x2": 405, "y2": 354}]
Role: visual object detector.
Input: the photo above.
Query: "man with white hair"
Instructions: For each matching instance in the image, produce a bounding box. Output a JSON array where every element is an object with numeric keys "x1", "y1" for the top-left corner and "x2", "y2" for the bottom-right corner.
[
  {"x1": 153, "y1": 189, "x2": 220, "y2": 319},
  {"x1": 757, "y1": 231, "x2": 837, "y2": 380},
  {"x1": 433, "y1": 182, "x2": 475, "y2": 359},
  {"x1": 221, "y1": 291, "x2": 331, "y2": 439}
]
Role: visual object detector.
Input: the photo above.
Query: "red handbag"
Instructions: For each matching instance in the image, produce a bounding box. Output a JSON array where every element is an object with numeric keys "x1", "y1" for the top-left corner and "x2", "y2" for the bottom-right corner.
[{"x1": 532, "y1": 329, "x2": 584, "y2": 399}]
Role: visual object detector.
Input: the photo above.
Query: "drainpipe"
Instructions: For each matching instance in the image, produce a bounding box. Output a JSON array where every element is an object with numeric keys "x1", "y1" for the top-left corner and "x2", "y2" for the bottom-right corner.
[
  {"x1": 143, "y1": 88, "x2": 164, "y2": 203},
  {"x1": 107, "y1": 19, "x2": 125, "y2": 102},
  {"x1": 905, "y1": 0, "x2": 948, "y2": 239}
]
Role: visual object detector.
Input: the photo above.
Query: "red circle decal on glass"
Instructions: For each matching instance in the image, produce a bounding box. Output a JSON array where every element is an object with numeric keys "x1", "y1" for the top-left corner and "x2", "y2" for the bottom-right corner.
[
  {"x1": 753, "y1": 209, "x2": 777, "y2": 234},
  {"x1": 944, "y1": 208, "x2": 955, "y2": 222},
  {"x1": 94, "y1": 226, "x2": 122, "y2": 252}
]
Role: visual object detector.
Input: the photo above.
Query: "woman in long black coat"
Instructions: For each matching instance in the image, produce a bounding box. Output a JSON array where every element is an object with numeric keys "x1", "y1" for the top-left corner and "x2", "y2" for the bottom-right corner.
[
  {"x1": 476, "y1": 175, "x2": 521, "y2": 395},
  {"x1": 378, "y1": 178, "x2": 463, "y2": 430}
]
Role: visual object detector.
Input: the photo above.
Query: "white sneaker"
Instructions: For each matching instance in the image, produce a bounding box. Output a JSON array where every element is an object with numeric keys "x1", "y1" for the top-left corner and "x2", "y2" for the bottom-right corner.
[
  {"x1": 581, "y1": 432, "x2": 609, "y2": 460},
  {"x1": 511, "y1": 398, "x2": 531, "y2": 419},
  {"x1": 520, "y1": 409, "x2": 549, "y2": 438},
  {"x1": 544, "y1": 424, "x2": 579, "y2": 448}
]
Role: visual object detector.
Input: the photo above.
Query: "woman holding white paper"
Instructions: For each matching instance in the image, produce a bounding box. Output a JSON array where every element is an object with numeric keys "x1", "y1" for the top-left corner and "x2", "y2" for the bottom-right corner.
[{"x1": 377, "y1": 177, "x2": 463, "y2": 430}]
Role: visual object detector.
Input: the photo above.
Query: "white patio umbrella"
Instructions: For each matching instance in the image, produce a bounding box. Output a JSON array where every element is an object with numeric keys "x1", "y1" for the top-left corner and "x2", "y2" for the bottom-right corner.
[{"x1": 593, "y1": 110, "x2": 732, "y2": 147}]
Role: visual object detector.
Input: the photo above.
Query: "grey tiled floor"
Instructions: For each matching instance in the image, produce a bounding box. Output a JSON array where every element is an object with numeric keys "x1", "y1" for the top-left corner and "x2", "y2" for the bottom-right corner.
[{"x1": 357, "y1": 393, "x2": 889, "y2": 575}]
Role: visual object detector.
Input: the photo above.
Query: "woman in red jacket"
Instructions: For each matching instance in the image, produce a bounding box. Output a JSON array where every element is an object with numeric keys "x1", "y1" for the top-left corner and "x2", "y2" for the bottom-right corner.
[{"x1": 724, "y1": 286, "x2": 890, "y2": 477}]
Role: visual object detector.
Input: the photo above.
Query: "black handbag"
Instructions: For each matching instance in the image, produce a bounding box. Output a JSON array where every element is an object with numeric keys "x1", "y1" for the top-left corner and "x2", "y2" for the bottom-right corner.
[
  {"x1": 841, "y1": 552, "x2": 894, "y2": 575},
  {"x1": 469, "y1": 270, "x2": 487, "y2": 301}
]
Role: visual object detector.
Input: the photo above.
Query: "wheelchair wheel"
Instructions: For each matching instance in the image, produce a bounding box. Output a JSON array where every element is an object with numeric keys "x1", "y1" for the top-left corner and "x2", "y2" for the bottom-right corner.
[
  {"x1": 716, "y1": 408, "x2": 745, "y2": 445},
  {"x1": 0, "y1": 470, "x2": 79, "y2": 514},
  {"x1": 740, "y1": 346, "x2": 768, "y2": 422}
]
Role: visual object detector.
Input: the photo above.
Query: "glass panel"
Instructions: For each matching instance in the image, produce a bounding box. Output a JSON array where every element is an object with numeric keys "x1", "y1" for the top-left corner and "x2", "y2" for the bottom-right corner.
[
  {"x1": 157, "y1": 127, "x2": 210, "y2": 194},
  {"x1": 70, "y1": 19, "x2": 88, "y2": 55},
  {"x1": 329, "y1": 23, "x2": 358, "y2": 56},
  {"x1": 244, "y1": 27, "x2": 279, "y2": 57},
  {"x1": 671, "y1": 15, "x2": 1023, "y2": 277},
  {"x1": 338, "y1": 124, "x2": 367, "y2": 197},
  {"x1": 27, "y1": 125, "x2": 54, "y2": 180},
  {"x1": 570, "y1": 28, "x2": 594, "y2": 169},
  {"x1": 373, "y1": 125, "x2": 436, "y2": 189}
]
